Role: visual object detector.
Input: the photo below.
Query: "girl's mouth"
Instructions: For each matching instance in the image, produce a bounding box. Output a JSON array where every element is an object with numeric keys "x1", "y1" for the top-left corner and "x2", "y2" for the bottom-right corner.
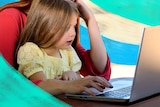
[{"x1": 66, "y1": 40, "x2": 73, "y2": 45}]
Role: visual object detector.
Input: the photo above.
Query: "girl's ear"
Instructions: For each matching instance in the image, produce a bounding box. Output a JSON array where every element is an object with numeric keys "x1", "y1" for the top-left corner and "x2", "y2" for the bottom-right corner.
[{"x1": 72, "y1": 17, "x2": 80, "y2": 48}]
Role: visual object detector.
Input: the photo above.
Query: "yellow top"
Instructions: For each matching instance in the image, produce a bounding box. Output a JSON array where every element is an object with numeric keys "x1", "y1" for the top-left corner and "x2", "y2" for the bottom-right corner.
[{"x1": 17, "y1": 42, "x2": 82, "y2": 79}]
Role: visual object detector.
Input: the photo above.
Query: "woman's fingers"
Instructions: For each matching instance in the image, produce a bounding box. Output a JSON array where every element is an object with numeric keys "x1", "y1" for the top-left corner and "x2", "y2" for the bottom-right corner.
[
  {"x1": 81, "y1": 76, "x2": 113, "y2": 95},
  {"x1": 84, "y1": 87, "x2": 96, "y2": 96},
  {"x1": 93, "y1": 76, "x2": 113, "y2": 88},
  {"x1": 85, "y1": 76, "x2": 113, "y2": 88}
]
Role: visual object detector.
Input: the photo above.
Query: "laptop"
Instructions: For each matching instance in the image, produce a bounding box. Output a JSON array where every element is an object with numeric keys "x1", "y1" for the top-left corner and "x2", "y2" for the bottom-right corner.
[{"x1": 66, "y1": 26, "x2": 160, "y2": 103}]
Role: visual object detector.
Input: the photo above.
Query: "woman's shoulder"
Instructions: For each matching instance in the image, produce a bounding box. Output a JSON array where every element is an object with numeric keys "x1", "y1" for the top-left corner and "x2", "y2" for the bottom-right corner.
[
  {"x1": 0, "y1": 7, "x2": 25, "y2": 17},
  {"x1": 0, "y1": 7, "x2": 26, "y2": 24},
  {"x1": 1, "y1": 7, "x2": 24, "y2": 15}
]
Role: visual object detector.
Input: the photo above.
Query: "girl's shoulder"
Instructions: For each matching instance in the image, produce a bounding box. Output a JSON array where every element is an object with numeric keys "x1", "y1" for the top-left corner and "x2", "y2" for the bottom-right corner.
[
  {"x1": 19, "y1": 42, "x2": 42, "y2": 53},
  {"x1": 22, "y1": 42, "x2": 40, "y2": 50},
  {"x1": 18, "y1": 42, "x2": 44, "y2": 58}
]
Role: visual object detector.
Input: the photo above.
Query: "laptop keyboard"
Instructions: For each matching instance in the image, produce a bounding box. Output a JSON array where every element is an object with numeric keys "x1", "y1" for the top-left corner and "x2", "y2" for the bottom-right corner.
[{"x1": 98, "y1": 86, "x2": 132, "y2": 98}]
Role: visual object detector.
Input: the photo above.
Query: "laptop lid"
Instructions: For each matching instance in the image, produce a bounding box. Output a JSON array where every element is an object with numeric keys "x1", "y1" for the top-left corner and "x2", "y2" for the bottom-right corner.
[
  {"x1": 129, "y1": 26, "x2": 160, "y2": 102},
  {"x1": 66, "y1": 26, "x2": 160, "y2": 103}
]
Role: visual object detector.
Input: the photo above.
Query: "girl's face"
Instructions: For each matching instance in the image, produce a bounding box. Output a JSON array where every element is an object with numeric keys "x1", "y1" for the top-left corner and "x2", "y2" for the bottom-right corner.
[{"x1": 55, "y1": 13, "x2": 78, "y2": 49}]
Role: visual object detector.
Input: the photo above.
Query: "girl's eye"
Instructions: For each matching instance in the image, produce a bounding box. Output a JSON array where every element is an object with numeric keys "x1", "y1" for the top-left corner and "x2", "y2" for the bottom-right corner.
[
  {"x1": 65, "y1": 26, "x2": 70, "y2": 32},
  {"x1": 65, "y1": 24, "x2": 77, "y2": 32}
]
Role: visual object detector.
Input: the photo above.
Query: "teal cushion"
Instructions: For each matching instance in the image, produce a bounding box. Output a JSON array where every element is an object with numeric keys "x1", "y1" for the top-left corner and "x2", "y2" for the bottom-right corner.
[{"x1": 0, "y1": 54, "x2": 71, "y2": 107}]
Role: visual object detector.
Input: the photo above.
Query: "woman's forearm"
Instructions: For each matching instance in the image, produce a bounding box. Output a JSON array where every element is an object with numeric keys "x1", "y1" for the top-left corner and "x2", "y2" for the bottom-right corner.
[
  {"x1": 37, "y1": 76, "x2": 113, "y2": 96},
  {"x1": 87, "y1": 15, "x2": 108, "y2": 73},
  {"x1": 38, "y1": 79, "x2": 67, "y2": 95},
  {"x1": 77, "y1": 0, "x2": 108, "y2": 73}
]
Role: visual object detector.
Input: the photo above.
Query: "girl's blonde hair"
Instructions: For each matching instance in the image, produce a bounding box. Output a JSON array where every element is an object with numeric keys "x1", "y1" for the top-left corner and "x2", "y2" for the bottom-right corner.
[{"x1": 16, "y1": 0, "x2": 80, "y2": 52}]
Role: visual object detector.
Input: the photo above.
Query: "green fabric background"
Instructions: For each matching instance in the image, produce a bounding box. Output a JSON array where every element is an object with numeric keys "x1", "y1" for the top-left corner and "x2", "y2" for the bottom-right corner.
[
  {"x1": 0, "y1": 55, "x2": 71, "y2": 107},
  {"x1": 91, "y1": 0, "x2": 160, "y2": 26}
]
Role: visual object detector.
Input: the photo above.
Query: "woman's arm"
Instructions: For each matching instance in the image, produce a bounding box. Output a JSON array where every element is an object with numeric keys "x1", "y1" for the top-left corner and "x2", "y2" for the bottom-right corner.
[
  {"x1": 75, "y1": 0, "x2": 108, "y2": 73},
  {"x1": 29, "y1": 71, "x2": 113, "y2": 96},
  {"x1": 76, "y1": 44, "x2": 111, "y2": 80},
  {"x1": 0, "y1": 8, "x2": 26, "y2": 67}
]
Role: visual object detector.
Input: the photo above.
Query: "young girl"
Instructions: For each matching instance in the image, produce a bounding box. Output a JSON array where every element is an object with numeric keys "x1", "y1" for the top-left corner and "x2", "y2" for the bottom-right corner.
[
  {"x1": 17, "y1": 0, "x2": 82, "y2": 80},
  {"x1": 0, "y1": 0, "x2": 112, "y2": 95}
]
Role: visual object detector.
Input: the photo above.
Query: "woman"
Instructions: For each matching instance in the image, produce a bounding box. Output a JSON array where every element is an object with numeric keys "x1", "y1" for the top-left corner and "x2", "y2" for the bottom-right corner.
[{"x1": 0, "y1": 0, "x2": 112, "y2": 95}]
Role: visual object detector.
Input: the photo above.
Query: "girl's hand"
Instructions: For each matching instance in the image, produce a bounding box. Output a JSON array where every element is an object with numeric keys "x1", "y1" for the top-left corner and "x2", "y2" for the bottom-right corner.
[{"x1": 61, "y1": 71, "x2": 81, "y2": 81}]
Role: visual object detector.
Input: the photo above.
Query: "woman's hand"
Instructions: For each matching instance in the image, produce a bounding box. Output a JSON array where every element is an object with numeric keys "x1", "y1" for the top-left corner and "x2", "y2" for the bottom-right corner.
[
  {"x1": 71, "y1": 0, "x2": 108, "y2": 73},
  {"x1": 71, "y1": 0, "x2": 93, "y2": 23},
  {"x1": 36, "y1": 74, "x2": 112, "y2": 96},
  {"x1": 65, "y1": 75, "x2": 113, "y2": 96}
]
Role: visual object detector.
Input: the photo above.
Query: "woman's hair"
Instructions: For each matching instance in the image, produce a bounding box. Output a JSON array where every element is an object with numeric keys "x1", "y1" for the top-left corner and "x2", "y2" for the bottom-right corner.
[
  {"x1": 0, "y1": 0, "x2": 32, "y2": 13},
  {"x1": 16, "y1": 0, "x2": 80, "y2": 55}
]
